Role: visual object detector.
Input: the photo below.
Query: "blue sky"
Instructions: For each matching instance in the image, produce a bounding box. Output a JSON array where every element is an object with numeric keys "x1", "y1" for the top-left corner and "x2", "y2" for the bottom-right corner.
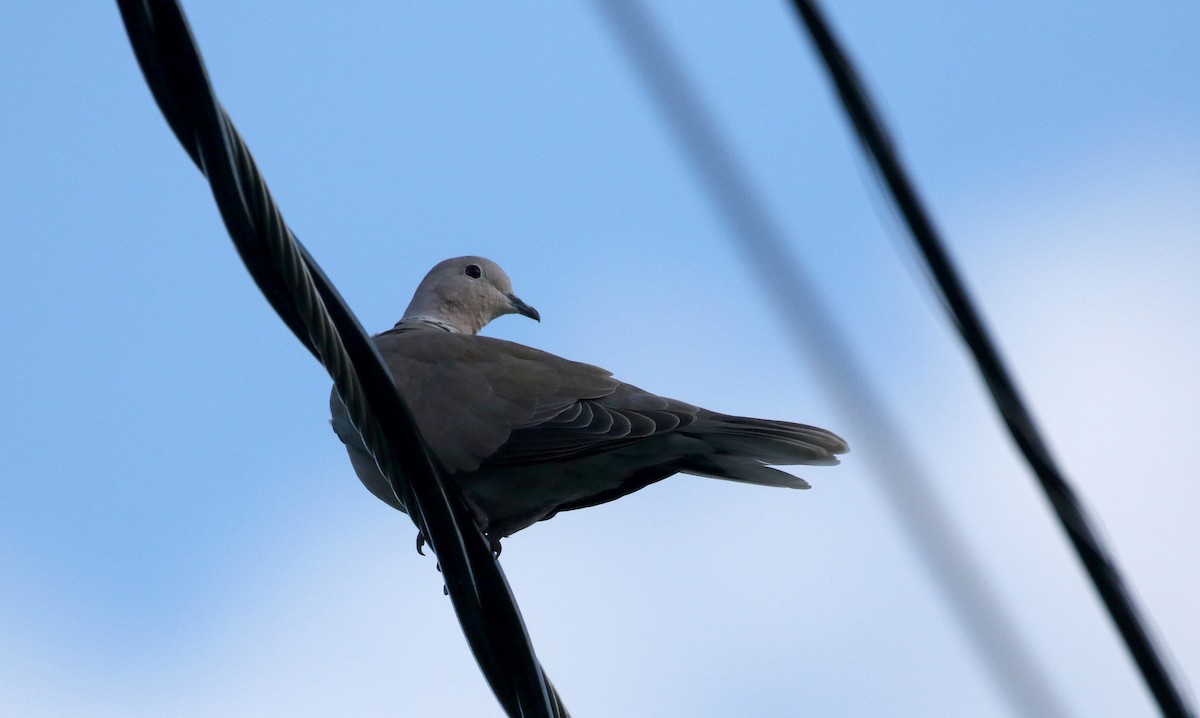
[{"x1": 2, "y1": 1, "x2": 1197, "y2": 715}]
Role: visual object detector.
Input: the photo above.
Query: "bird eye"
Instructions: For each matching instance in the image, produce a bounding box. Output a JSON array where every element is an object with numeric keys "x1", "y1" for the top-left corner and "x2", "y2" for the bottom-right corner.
[{"x1": 465, "y1": 264, "x2": 482, "y2": 279}]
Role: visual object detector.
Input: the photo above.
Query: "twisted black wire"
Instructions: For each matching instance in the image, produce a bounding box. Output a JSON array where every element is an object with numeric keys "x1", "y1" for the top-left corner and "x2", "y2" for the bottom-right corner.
[
  {"x1": 788, "y1": 1, "x2": 1194, "y2": 716},
  {"x1": 116, "y1": 1, "x2": 566, "y2": 715}
]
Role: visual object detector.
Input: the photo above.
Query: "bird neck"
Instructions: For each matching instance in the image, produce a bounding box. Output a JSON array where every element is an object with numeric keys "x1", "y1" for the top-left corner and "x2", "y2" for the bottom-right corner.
[{"x1": 394, "y1": 315, "x2": 465, "y2": 334}]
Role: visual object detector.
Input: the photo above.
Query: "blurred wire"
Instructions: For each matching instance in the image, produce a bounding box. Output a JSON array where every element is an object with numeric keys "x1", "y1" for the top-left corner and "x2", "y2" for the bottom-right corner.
[
  {"x1": 590, "y1": 1, "x2": 1068, "y2": 716},
  {"x1": 116, "y1": 1, "x2": 567, "y2": 715},
  {"x1": 788, "y1": 1, "x2": 1195, "y2": 716}
]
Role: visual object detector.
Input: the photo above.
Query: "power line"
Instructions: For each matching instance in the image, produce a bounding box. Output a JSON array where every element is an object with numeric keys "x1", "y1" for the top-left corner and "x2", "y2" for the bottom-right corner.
[
  {"x1": 590, "y1": 1, "x2": 1069, "y2": 716},
  {"x1": 787, "y1": 1, "x2": 1195, "y2": 716},
  {"x1": 116, "y1": 1, "x2": 567, "y2": 716}
]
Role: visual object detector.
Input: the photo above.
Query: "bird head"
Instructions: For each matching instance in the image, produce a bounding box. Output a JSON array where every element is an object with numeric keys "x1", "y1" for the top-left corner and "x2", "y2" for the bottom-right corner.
[{"x1": 402, "y1": 256, "x2": 540, "y2": 335}]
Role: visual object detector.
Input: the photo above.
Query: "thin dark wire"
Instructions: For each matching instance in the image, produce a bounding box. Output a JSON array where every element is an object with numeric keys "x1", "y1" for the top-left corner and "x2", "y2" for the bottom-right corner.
[
  {"x1": 116, "y1": 2, "x2": 566, "y2": 716},
  {"x1": 787, "y1": 1, "x2": 1195, "y2": 716},
  {"x1": 589, "y1": 1, "x2": 1068, "y2": 716}
]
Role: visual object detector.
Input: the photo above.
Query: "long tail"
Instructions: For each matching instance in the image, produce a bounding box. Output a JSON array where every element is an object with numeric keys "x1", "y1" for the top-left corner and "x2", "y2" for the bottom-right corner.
[{"x1": 678, "y1": 413, "x2": 849, "y2": 489}]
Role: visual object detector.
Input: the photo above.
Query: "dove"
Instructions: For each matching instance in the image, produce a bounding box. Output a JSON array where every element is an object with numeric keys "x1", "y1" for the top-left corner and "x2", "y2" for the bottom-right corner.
[{"x1": 330, "y1": 256, "x2": 847, "y2": 545}]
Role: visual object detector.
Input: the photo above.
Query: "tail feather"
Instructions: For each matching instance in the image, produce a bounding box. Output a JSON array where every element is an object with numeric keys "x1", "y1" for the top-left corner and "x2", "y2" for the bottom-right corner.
[
  {"x1": 681, "y1": 454, "x2": 813, "y2": 488},
  {"x1": 677, "y1": 412, "x2": 848, "y2": 488},
  {"x1": 694, "y1": 414, "x2": 848, "y2": 463}
]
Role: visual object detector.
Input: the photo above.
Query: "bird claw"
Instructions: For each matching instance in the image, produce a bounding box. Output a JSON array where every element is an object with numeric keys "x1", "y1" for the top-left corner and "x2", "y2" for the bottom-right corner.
[
  {"x1": 433, "y1": 530, "x2": 497, "y2": 598},
  {"x1": 418, "y1": 529, "x2": 502, "y2": 558},
  {"x1": 486, "y1": 532, "x2": 503, "y2": 558}
]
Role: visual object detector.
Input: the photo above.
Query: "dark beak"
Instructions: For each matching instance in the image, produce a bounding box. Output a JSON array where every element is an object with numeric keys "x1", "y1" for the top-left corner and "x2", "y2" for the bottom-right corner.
[{"x1": 506, "y1": 293, "x2": 540, "y2": 322}]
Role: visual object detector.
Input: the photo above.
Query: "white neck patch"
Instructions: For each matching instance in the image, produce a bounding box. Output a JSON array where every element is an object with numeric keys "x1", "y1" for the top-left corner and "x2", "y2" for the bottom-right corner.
[{"x1": 395, "y1": 315, "x2": 463, "y2": 334}]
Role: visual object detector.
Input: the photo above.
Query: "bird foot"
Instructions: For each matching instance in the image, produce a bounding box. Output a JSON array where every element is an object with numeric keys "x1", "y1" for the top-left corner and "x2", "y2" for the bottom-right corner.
[{"x1": 417, "y1": 529, "x2": 502, "y2": 558}]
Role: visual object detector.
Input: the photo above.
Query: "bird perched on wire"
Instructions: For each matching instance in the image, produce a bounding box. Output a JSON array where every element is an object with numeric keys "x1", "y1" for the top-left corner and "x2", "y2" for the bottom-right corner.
[{"x1": 330, "y1": 256, "x2": 847, "y2": 550}]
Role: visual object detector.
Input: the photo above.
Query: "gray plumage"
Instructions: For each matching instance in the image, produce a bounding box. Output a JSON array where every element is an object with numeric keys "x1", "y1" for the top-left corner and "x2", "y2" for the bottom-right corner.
[{"x1": 330, "y1": 256, "x2": 848, "y2": 538}]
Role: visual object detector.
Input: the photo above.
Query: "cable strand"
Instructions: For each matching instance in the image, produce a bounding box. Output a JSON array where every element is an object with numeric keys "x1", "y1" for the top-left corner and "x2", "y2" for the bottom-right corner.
[
  {"x1": 115, "y1": 1, "x2": 567, "y2": 715},
  {"x1": 788, "y1": 1, "x2": 1194, "y2": 715},
  {"x1": 590, "y1": 1, "x2": 1070, "y2": 715}
]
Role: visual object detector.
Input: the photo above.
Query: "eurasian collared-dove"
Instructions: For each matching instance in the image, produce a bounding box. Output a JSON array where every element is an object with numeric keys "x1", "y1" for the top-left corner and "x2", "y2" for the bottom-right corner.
[{"x1": 331, "y1": 256, "x2": 847, "y2": 542}]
